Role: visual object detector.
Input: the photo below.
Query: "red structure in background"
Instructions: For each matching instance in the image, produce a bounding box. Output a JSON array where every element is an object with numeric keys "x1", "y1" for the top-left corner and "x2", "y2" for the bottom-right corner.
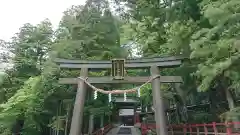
[
  {"x1": 141, "y1": 122, "x2": 240, "y2": 135},
  {"x1": 91, "y1": 112, "x2": 240, "y2": 135},
  {"x1": 92, "y1": 124, "x2": 113, "y2": 135},
  {"x1": 134, "y1": 112, "x2": 140, "y2": 123}
]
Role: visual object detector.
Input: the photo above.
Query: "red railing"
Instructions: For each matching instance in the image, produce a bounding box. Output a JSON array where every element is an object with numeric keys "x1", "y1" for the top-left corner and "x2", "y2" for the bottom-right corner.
[
  {"x1": 134, "y1": 113, "x2": 140, "y2": 123},
  {"x1": 92, "y1": 124, "x2": 113, "y2": 135},
  {"x1": 141, "y1": 122, "x2": 240, "y2": 135}
]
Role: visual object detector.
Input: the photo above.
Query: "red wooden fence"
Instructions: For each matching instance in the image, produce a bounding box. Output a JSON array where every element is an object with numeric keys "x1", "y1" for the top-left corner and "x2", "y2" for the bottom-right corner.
[
  {"x1": 141, "y1": 122, "x2": 240, "y2": 135},
  {"x1": 92, "y1": 124, "x2": 113, "y2": 135}
]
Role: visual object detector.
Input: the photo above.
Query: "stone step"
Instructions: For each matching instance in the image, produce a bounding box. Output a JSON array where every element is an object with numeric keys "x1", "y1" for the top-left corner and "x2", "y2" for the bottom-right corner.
[
  {"x1": 106, "y1": 126, "x2": 141, "y2": 135},
  {"x1": 117, "y1": 127, "x2": 131, "y2": 134}
]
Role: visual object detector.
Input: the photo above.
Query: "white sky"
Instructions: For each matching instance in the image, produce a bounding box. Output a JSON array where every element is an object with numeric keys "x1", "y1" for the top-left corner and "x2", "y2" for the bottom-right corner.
[{"x1": 0, "y1": 0, "x2": 86, "y2": 41}]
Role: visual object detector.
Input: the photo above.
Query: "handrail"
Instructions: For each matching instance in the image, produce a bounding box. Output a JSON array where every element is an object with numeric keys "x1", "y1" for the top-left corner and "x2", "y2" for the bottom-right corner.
[
  {"x1": 92, "y1": 124, "x2": 113, "y2": 135},
  {"x1": 141, "y1": 122, "x2": 240, "y2": 135}
]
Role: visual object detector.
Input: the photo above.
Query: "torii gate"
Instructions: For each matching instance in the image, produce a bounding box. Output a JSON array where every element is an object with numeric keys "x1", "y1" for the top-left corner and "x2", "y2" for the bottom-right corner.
[{"x1": 55, "y1": 56, "x2": 184, "y2": 135}]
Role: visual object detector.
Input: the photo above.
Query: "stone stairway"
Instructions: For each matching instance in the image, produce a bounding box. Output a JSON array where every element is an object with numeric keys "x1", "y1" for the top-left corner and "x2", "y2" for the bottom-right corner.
[{"x1": 106, "y1": 126, "x2": 140, "y2": 135}]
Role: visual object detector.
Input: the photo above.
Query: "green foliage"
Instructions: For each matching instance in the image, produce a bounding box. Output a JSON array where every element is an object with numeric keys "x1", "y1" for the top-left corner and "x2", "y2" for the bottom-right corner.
[
  {"x1": 0, "y1": 19, "x2": 57, "y2": 135},
  {"x1": 55, "y1": 2, "x2": 128, "y2": 60},
  {"x1": 0, "y1": 77, "x2": 42, "y2": 130},
  {"x1": 0, "y1": 72, "x2": 7, "y2": 86},
  {"x1": 190, "y1": 0, "x2": 240, "y2": 91},
  {"x1": 117, "y1": 0, "x2": 240, "y2": 122}
]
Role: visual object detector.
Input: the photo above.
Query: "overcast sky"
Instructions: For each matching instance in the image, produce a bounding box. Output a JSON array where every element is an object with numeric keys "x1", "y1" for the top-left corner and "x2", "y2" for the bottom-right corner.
[{"x1": 0, "y1": 0, "x2": 86, "y2": 41}]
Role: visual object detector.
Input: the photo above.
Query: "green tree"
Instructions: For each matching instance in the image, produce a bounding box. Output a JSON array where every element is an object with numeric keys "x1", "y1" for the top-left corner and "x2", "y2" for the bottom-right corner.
[
  {"x1": 190, "y1": 0, "x2": 240, "y2": 120},
  {"x1": 114, "y1": 0, "x2": 240, "y2": 123},
  {"x1": 0, "y1": 20, "x2": 54, "y2": 135}
]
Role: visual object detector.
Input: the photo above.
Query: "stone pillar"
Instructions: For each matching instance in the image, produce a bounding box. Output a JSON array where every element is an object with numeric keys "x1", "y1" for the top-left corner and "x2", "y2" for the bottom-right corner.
[
  {"x1": 69, "y1": 68, "x2": 88, "y2": 135},
  {"x1": 100, "y1": 115, "x2": 104, "y2": 127},
  {"x1": 150, "y1": 66, "x2": 168, "y2": 135},
  {"x1": 108, "y1": 114, "x2": 111, "y2": 123},
  {"x1": 88, "y1": 90, "x2": 94, "y2": 134},
  {"x1": 151, "y1": 70, "x2": 159, "y2": 124},
  {"x1": 88, "y1": 115, "x2": 94, "y2": 134}
]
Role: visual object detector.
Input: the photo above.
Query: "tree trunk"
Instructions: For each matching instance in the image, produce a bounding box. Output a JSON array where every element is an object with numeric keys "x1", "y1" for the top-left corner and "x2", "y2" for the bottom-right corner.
[
  {"x1": 12, "y1": 119, "x2": 25, "y2": 135},
  {"x1": 174, "y1": 83, "x2": 186, "y2": 104},
  {"x1": 221, "y1": 77, "x2": 239, "y2": 129},
  {"x1": 225, "y1": 89, "x2": 235, "y2": 110},
  {"x1": 224, "y1": 88, "x2": 240, "y2": 129},
  {"x1": 174, "y1": 83, "x2": 188, "y2": 123}
]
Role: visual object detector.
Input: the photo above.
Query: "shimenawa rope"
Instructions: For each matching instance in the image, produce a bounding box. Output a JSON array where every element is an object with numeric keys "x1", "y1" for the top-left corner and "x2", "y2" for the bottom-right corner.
[{"x1": 77, "y1": 75, "x2": 160, "y2": 94}]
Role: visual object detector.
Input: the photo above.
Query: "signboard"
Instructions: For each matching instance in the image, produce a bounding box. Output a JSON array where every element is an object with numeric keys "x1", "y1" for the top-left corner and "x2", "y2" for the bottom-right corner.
[
  {"x1": 119, "y1": 109, "x2": 134, "y2": 116},
  {"x1": 111, "y1": 59, "x2": 125, "y2": 80}
]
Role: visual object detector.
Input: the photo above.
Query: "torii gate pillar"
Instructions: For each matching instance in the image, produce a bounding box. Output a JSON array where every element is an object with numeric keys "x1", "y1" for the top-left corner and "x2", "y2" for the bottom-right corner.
[
  {"x1": 151, "y1": 66, "x2": 168, "y2": 135},
  {"x1": 69, "y1": 68, "x2": 88, "y2": 135}
]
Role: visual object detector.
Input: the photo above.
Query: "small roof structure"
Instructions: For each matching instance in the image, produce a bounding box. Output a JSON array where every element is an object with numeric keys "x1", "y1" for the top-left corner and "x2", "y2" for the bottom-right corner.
[{"x1": 113, "y1": 97, "x2": 140, "y2": 109}]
